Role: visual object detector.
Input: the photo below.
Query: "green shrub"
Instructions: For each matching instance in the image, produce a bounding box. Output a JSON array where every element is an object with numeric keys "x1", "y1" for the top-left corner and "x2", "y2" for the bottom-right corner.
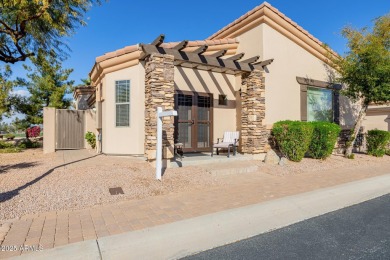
[
  {"x1": 0, "y1": 141, "x2": 14, "y2": 149},
  {"x1": 366, "y1": 129, "x2": 390, "y2": 157},
  {"x1": 386, "y1": 149, "x2": 390, "y2": 156},
  {"x1": 5, "y1": 133, "x2": 15, "y2": 140},
  {"x1": 0, "y1": 147, "x2": 22, "y2": 153},
  {"x1": 18, "y1": 139, "x2": 41, "y2": 149},
  {"x1": 85, "y1": 131, "x2": 96, "y2": 149},
  {"x1": 272, "y1": 121, "x2": 314, "y2": 162},
  {"x1": 308, "y1": 122, "x2": 341, "y2": 159}
]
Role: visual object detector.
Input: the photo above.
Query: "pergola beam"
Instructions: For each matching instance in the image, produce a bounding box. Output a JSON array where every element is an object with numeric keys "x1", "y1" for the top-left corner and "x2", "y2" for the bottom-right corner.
[
  {"x1": 253, "y1": 58, "x2": 274, "y2": 68},
  {"x1": 224, "y1": 53, "x2": 245, "y2": 61},
  {"x1": 241, "y1": 55, "x2": 260, "y2": 64},
  {"x1": 191, "y1": 45, "x2": 208, "y2": 54},
  {"x1": 141, "y1": 44, "x2": 256, "y2": 73},
  {"x1": 151, "y1": 34, "x2": 165, "y2": 47},
  {"x1": 207, "y1": 49, "x2": 227, "y2": 58},
  {"x1": 172, "y1": 40, "x2": 189, "y2": 51}
]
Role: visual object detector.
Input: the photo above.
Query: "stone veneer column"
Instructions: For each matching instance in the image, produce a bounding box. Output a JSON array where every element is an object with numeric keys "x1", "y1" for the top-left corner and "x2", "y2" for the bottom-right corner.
[
  {"x1": 144, "y1": 53, "x2": 175, "y2": 160},
  {"x1": 240, "y1": 69, "x2": 268, "y2": 154}
]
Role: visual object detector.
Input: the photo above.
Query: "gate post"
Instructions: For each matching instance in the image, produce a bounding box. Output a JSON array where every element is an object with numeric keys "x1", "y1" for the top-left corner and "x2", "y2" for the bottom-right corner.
[{"x1": 43, "y1": 107, "x2": 56, "y2": 153}]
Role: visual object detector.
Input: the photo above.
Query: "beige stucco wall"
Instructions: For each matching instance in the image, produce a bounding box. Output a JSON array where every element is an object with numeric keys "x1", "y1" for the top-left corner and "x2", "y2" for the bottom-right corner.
[
  {"x1": 262, "y1": 24, "x2": 328, "y2": 123},
  {"x1": 235, "y1": 24, "x2": 264, "y2": 61},
  {"x1": 101, "y1": 64, "x2": 145, "y2": 155},
  {"x1": 234, "y1": 23, "x2": 358, "y2": 128},
  {"x1": 43, "y1": 107, "x2": 56, "y2": 153},
  {"x1": 174, "y1": 67, "x2": 237, "y2": 142}
]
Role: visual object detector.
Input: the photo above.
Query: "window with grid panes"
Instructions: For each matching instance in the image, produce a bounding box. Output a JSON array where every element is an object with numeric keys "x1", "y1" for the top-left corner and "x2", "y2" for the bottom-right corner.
[{"x1": 115, "y1": 80, "x2": 130, "y2": 127}]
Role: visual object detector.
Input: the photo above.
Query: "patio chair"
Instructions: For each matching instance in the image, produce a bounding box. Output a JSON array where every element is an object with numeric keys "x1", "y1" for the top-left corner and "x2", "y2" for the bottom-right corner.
[{"x1": 211, "y1": 131, "x2": 239, "y2": 158}]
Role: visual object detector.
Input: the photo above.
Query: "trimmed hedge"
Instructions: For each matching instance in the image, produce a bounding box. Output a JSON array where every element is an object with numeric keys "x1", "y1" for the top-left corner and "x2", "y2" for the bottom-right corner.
[
  {"x1": 272, "y1": 120, "x2": 314, "y2": 162},
  {"x1": 308, "y1": 122, "x2": 341, "y2": 159},
  {"x1": 366, "y1": 129, "x2": 390, "y2": 157}
]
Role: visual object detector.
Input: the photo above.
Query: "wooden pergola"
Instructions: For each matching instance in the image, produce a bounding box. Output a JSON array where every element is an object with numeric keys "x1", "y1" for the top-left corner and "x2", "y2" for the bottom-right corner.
[{"x1": 140, "y1": 34, "x2": 273, "y2": 75}]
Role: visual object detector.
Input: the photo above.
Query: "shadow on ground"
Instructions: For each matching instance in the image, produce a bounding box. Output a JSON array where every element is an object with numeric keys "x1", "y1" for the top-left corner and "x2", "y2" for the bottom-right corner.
[
  {"x1": 0, "y1": 154, "x2": 100, "y2": 203},
  {"x1": 0, "y1": 162, "x2": 40, "y2": 174}
]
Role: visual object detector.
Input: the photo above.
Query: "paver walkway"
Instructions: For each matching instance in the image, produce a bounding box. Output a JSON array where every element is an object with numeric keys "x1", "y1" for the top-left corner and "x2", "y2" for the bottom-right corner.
[{"x1": 1, "y1": 157, "x2": 390, "y2": 258}]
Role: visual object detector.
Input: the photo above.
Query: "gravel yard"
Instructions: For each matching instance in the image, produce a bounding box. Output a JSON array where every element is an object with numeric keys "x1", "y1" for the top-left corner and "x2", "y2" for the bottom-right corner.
[
  {"x1": 0, "y1": 149, "x2": 219, "y2": 221},
  {"x1": 1, "y1": 149, "x2": 390, "y2": 221}
]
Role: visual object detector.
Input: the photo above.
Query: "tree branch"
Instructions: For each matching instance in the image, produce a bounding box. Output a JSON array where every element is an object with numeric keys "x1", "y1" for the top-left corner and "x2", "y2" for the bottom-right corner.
[{"x1": 19, "y1": 0, "x2": 53, "y2": 33}]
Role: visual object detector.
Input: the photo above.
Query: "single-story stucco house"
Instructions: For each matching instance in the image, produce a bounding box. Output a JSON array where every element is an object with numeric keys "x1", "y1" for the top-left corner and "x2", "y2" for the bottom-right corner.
[{"x1": 77, "y1": 2, "x2": 390, "y2": 160}]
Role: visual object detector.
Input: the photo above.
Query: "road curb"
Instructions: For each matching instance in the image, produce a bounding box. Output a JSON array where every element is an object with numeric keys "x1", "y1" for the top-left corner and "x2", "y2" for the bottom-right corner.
[{"x1": 13, "y1": 174, "x2": 390, "y2": 260}]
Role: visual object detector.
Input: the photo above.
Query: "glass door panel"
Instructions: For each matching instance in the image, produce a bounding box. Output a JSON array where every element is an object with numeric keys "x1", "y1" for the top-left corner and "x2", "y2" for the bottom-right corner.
[
  {"x1": 175, "y1": 92, "x2": 212, "y2": 152},
  {"x1": 176, "y1": 94, "x2": 194, "y2": 149},
  {"x1": 196, "y1": 95, "x2": 211, "y2": 149}
]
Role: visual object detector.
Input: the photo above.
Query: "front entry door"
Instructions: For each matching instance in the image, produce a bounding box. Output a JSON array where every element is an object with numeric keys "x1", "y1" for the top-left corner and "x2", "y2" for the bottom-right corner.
[{"x1": 174, "y1": 92, "x2": 213, "y2": 152}]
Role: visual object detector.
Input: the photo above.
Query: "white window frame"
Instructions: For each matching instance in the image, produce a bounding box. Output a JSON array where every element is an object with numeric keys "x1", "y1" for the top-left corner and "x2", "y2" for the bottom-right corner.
[{"x1": 115, "y1": 80, "x2": 130, "y2": 127}]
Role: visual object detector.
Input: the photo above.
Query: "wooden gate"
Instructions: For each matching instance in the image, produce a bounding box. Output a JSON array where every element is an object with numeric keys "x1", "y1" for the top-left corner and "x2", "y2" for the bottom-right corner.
[{"x1": 55, "y1": 109, "x2": 85, "y2": 149}]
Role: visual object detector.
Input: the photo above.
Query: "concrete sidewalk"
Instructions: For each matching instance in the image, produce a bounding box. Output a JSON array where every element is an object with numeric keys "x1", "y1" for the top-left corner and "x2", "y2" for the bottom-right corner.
[{"x1": 9, "y1": 173, "x2": 390, "y2": 260}]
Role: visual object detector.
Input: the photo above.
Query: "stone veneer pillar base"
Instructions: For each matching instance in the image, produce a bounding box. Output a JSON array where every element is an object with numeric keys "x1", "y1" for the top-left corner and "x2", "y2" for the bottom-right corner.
[
  {"x1": 144, "y1": 53, "x2": 175, "y2": 161},
  {"x1": 240, "y1": 69, "x2": 268, "y2": 154}
]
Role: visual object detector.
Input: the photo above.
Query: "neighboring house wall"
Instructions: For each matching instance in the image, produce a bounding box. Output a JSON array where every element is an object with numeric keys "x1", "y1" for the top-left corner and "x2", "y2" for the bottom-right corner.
[
  {"x1": 364, "y1": 114, "x2": 390, "y2": 132},
  {"x1": 174, "y1": 67, "x2": 237, "y2": 142},
  {"x1": 364, "y1": 106, "x2": 390, "y2": 132},
  {"x1": 76, "y1": 95, "x2": 91, "y2": 110},
  {"x1": 101, "y1": 64, "x2": 145, "y2": 155}
]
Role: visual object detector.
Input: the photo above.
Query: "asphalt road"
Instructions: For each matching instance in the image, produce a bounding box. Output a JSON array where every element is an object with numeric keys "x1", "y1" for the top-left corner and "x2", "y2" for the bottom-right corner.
[{"x1": 184, "y1": 193, "x2": 390, "y2": 260}]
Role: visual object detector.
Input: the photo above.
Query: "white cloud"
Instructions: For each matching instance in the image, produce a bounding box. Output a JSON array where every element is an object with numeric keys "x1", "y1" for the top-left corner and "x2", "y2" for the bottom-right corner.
[{"x1": 11, "y1": 89, "x2": 30, "y2": 97}]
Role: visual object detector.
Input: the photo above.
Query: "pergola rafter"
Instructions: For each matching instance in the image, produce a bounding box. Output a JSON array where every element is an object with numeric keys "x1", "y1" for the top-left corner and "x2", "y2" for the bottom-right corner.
[
  {"x1": 151, "y1": 34, "x2": 165, "y2": 47},
  {"x1": 241, "y1": 56, "x2": 260, "y2": 64},
  {"x1": 224, "y1": 53, "x2": 245, "y2": 61},
  {"x1": 192, "y1": 45, "x2": 208, "y2": 54},
  {"x1": 141, "y1": 35, "x2": 273, "y2": 74},
  {"x1": 172, "y1": 40, "x2": 189, "y2": 51},
  {"x1": 207, "y1": 49, "x2": 227, "y2": 58},
  {"x1": 253, "y1": 59, "x2": 274, "y2": 67}
]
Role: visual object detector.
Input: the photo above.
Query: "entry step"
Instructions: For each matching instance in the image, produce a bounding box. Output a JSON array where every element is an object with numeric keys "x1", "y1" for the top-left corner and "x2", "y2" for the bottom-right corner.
[{"x1": 199, "y1": 161, "x2": 259, "y2": 176}]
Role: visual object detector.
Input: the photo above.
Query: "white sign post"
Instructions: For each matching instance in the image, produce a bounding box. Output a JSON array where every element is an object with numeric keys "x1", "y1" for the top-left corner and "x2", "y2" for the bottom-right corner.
[{"x1": 156, "y1": 107, "x2": 178, "y2": 180}]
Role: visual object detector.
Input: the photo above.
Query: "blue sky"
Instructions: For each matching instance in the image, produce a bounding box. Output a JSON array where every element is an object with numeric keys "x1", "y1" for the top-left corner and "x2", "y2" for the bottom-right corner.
[{"x1": 3, "y1": 0, "x2": 390, "y2": 123}]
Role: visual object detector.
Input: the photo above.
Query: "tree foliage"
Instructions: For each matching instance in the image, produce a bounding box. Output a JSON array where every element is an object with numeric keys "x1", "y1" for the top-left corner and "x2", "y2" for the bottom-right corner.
[
  {"x1": 0, "y1": 0, "x2": 102, "y2": 63},
  {"x1": 0, "y1": 65, "x2": 13, "y2": 120},
  {"x1": 328, "y1": 14, "x2": 390, "y2": 157},
  {"x1": 12, "y1": 51, "x2": 74, "y2": 125},
  {"x1": 80, "y1": 77, "x2": 91, "y2": 85},
  {"x1": 335, "y1": 14, "x2": 390, "y2": 105}
]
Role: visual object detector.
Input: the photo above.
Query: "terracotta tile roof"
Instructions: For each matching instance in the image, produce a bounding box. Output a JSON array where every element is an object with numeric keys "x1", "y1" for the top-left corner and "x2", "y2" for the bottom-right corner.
[
  {"x1": 161, "y1": 38, "x2": 238, "y2": 48},
  {"x1": 95, "y1": 45, "x2": 139, "y2": 63},
  {"x1": 95, "y1": 38, "x2": 238, "y2": 63},
  {"x1": 208, "y1": 2, "x2": 324, "y2": 47}
]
